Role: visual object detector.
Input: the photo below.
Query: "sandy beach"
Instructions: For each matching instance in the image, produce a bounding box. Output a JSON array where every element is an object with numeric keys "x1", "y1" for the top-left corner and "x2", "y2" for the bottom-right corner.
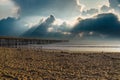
[{"x1": 0, "y1": 47, "x2": 120, "y2": 80}]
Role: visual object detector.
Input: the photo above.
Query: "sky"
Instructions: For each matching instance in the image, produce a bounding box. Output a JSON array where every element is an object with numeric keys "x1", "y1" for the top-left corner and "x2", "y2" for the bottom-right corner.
[{"x1": 0, "y1": 0, "x2": 120, "y2": 41}]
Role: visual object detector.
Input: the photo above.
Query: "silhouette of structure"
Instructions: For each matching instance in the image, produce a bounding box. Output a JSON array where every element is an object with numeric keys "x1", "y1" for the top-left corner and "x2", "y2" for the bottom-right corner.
[{"x1": 0, "y1": 36, "x2": 68, "y2": 48}]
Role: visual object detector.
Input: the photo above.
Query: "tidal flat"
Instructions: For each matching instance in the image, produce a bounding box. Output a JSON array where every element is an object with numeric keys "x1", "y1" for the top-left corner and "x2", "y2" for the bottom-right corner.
[{"x1": 0, "y1": 48, "x2": 120, "y2": 80}]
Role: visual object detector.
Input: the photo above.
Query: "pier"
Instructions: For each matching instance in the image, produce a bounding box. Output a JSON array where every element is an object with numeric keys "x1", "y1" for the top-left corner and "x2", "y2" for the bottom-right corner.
[{"x1": 0, "y1": 36, "x2": 68, "y2": 48}]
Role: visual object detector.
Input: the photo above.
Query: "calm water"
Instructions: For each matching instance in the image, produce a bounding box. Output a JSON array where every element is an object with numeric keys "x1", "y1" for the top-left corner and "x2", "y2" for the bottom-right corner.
[
  {"x1": 28, "y1": 41, "x2": 120, "y2": 52},
  {"x1": 41, "y1": 45, "x2": 120, "y2": 52}
]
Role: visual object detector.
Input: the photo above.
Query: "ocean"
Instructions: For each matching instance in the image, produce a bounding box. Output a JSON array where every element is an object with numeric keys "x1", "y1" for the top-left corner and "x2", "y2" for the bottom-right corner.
[{"x1": 30, "y1": 42, "x2": 120, "y2": 52}]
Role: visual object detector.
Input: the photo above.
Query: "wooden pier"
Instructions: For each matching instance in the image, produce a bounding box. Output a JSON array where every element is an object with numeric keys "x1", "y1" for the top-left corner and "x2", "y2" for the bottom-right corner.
[{"x1": 0, "y1": 36, "x2": 68, "y2": 48}]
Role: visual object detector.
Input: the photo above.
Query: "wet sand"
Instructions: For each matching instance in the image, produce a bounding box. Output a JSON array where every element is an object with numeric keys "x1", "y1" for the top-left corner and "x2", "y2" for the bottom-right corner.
[{"x1": 0, "y1": 48, "x2": 120, "y2": 80}]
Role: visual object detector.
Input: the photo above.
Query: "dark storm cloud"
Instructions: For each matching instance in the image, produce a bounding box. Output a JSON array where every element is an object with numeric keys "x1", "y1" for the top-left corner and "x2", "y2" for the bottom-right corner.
[
  {"x1": 0, "y1": 17, "x2": 28, "y2": 36},
  {"x1": 23, "y1": 15, "x2": 55, "y2": 37},
  {"x1": 71, "y1": 13, "x2": 120, "y2": 37},
  {"x1": 109, "y1": 0, "x2": 120, "y2": 12},
  {"x1": 22, "y1": 15, "x2": 71, "y2": 39},
  {"x1": 13, "y1": 0, "x2": 79, "y2": 19},
  {"x1": 82, "y1": 8, "x2": 98, "y2": 16},
  {"x1": 0, "y1": 17, "x2": 15, "y2": 36},
  {"x1": 23, "y1": 13, "x2": 120, "y2": 39}
]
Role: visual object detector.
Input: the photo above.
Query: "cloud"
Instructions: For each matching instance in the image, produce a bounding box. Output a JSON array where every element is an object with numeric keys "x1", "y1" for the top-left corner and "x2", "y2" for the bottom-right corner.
[
  {"x1": 13, "y1": 0, "x2": 79, "y2": 19},
  {"x1": 71, "y1": 13, "x2": 120, "y2": 38},
  {"x1": 22, "y1": 13, "x2": 120, "y2": 39},
  {"x1": 2, "y1": 0, "x2": 120, "y2": 39},
  {"x1": 79, "y1": 0, "x2": 109, "y2": 10},
  {"x1": 81, "y1": 8, "x2": 98, "y2": 16},
  {"x1": 76, "y1": 0, "x2": 111, "y2": 17},
  {"x1": 23, "y1": 15, "x2": 55, "y2": 36},
  {"x1": 0, "y1": 0, "x2": 19, "y2": 19},
  {"x1": 101, "y1": 5, "x2": 111, "y2": 12},
  {"x1": 0, "y1": 17, "x2": 26, "y2": 36},
  {"x1": 109, "y1": 0, "x2": 120, "y2": 13},
  {"x1": 76, "y1": 0, "x2": 85, "y2": 12},
  {"x1": 22, "y1": 15, "x2": 72, "y2": 39}
]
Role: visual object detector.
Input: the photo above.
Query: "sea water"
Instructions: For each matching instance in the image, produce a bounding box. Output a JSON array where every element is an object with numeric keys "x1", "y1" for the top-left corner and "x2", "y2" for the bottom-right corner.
[{"x1": 41, "y1": 44, "x2": 120, "y2": 52}]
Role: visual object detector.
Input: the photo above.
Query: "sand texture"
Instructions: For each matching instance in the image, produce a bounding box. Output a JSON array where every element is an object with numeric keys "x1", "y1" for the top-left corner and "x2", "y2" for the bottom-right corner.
[{"x1": 0, "y1": 48, "x2": 120, "y2": 80}]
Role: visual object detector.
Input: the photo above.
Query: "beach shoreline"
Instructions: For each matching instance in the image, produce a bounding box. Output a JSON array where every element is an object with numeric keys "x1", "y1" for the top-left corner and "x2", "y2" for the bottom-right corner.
[{"x1": 0, "y1": 47, "x2": 120, "y2": 80}]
